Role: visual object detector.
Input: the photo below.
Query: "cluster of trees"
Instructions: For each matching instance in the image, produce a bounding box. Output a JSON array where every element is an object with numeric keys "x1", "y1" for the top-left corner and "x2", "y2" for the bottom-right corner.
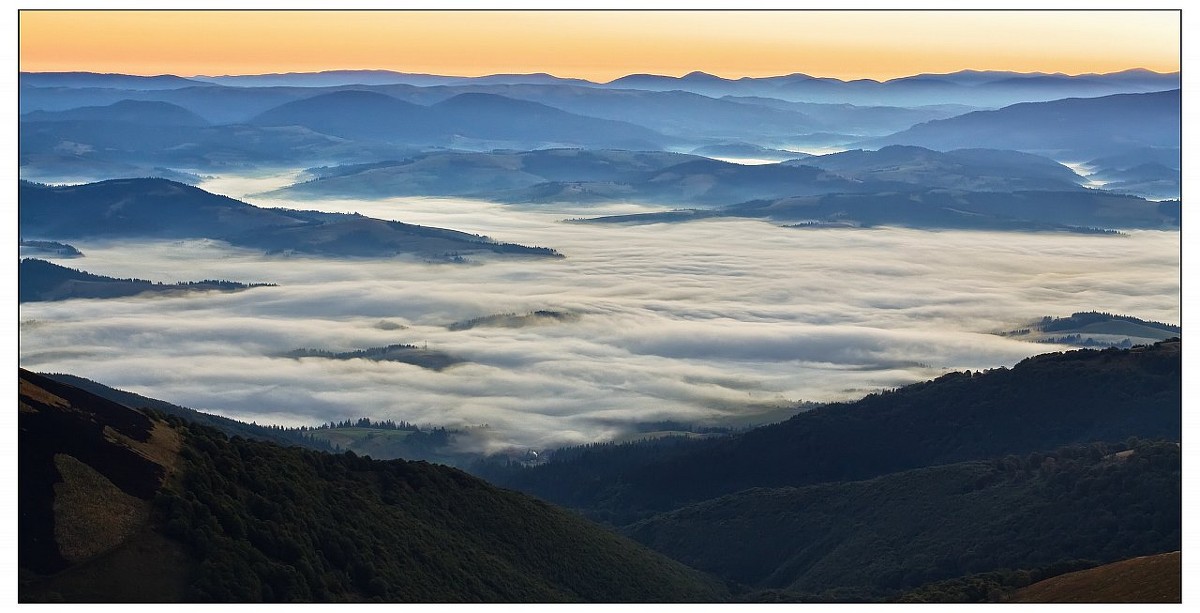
[
  {"x1": 1040, "y1": 334, "x2": 1135, "y2": 348},
  {"x1": 305, "y1": 418, "x2": 422, "y2": 432}
]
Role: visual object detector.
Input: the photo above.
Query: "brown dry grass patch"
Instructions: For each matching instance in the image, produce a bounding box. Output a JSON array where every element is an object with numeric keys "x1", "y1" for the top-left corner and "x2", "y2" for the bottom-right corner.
[
  {"x1": 103, "y1": 422, "x2": 182, "y2": 476},
  {"x1": 19, "y1": 379, "x2": 70, "y2": 412},
  {"x1": 1013, "y1": 551, "x2": 1181, "y2": 603},
  {"x1": 52, "y1": 454, "x2": 149, "y2": 563}
]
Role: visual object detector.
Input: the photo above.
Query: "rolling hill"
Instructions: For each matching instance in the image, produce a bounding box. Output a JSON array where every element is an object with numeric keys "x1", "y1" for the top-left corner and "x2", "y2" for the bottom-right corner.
[
  {"x1": 792, "y1": 145, "x2": 1085, "y2": 192},
  {"x1": 867, "y1": 90, "x2": 1181, "y2": 160},
  {"x1": 249, "y1": 90, "x2": 667, "y2": 149},
  {"x1": 997, "y1": 311, "x2": 1181, "y2": 348},
  {"x1": 582, "y1": 186, "x2": 1178, "y2": 232},
  {"x1": 19, "y1": 258, "x2": 274, "y2": 303},
  {"x1": 479, "y1": 340, "x2": 1181, "y2": 524},
  {"x1": 601, "y1": 69, "x2": 1179, "y2": 107},
  {"x1": 628, "y1": 441, "x2": 1180, "y2": 600},
  {"x1": 18, "y1": 178, "x2": 561, "y2": 261},
  {"x1": 20, "y1": 99, "x2": 210, "y2": 127}
]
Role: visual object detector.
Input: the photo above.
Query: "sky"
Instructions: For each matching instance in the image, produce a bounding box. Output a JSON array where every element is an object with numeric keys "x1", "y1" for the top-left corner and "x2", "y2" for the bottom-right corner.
[{"x1": 18, "y1": 10, "x2": 1181, "y2": 81}]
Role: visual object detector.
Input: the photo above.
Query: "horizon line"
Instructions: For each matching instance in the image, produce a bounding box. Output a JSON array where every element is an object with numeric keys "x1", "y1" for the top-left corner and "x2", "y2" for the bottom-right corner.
[{"x1": 19, "y1": 66, "x2": 1178, "y2": 85}]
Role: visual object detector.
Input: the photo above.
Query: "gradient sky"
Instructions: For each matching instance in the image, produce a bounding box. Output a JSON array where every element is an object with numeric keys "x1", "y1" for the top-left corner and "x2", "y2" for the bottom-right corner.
[{"x1": 19, "y1": 10, "x2": 1180, "y2": 82}]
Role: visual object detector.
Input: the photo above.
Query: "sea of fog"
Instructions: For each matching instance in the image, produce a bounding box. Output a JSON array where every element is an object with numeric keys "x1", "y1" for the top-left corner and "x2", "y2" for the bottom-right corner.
[{"x1": 18, "y1": 174, "x2": 1181, "y2": 452}]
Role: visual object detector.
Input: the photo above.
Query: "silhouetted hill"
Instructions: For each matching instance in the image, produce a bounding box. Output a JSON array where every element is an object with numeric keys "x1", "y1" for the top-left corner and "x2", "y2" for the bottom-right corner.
[
  {"x1": 20, "y1": 240, "x2": 83, "y2": 258},
  {"x1": 583, "y1": 187, "x2": 1177, "y2": 232},
  {"x1": 194, "y1": 70, "x2": 467, "y2": 88},
  {"x1": 793, "y1": 145, "x2": 1085, "y2": 191},
  {"x1": 479, "y1": 340, "x2": 1180, "y2": 524},
  {"x1": 249, "y1": 90, "x2": 435, "y2": 141},
  {"x1": 629, "y1": 441, "x2": 1180, "y2": 600},
  {"x1": 19, "y1": 116, "x2": 410, "y2": 178},
  {"x1": 21, "y1": 100, "x2": 210, "y2": 127},
  {"x1": 272, "y1": 145, "x2": 1140, "y2": 211},
  {"x1": 20, "y1": 178, "x2": 303, "y2": 238},
  {"x1": 284, "y1": 344, "x2": 463, "y2": 371},
  {"x1": 868, "y1": 90, "x2": 1180, "y2": 159},
  {"x1": 399, "y1": 86, "x2": 827, "y2": 142},
  {"x1": 249, "y1": 90, "x2": 666, "y2": 149},
  {"x1": 998, "y1": 311, "x2": 1181, "y2": 348},
  {"x1": 448, "y1": 310, "x2": 580, "y2": 331},
  {"x1": 19, "y1": 178, "x2": 561, "y2": 260},
  {"x1": 18, "y1": 370, "x2": 726, "y2": 602},
  {"x1": 19, "y1": 258, "x2": 274, "y2": 303},
  {"x1": 603, "y1": 69, "x2": 1179, "y2": 107},
  {"x1": 273, "y1": 149, "x2": 701, "y2": 200},
  {"x1": 19, "y1": 71, "x2": 204, "y2": 90}
]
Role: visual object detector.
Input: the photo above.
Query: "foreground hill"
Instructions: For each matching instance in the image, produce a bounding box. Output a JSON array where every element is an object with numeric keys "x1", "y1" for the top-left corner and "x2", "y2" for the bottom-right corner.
[
  {"x1": 18, "y1": 370, "x2": 726, "y2": 602},
  {"x1": 19, "y1": 258, "x2": 273, "y2": 303},
  {"x1": 629, "y1": 441, "x2": 1180, "y2": 600},
  {"x1": 480, "y1": 340, "x2": 1181, "y2": 524},
  {"x1": 1011, "y1": 551, "x2": 1180, "y2": 603},
  {"x1": 19, "y1": 178, "x2": 561, "y2": 261}
]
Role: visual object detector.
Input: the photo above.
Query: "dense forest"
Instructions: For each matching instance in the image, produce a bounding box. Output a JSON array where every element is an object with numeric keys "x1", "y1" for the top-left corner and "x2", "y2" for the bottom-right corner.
[
  {"x1": 19, "y1": 370, "x2": 726, "y2": 602},
  {"x1": 630, "y1": 440, "x2": 1180, "y2": 601},
  {"x1": 479, "y1": 340, "x2": 1180, "y2": 524}
]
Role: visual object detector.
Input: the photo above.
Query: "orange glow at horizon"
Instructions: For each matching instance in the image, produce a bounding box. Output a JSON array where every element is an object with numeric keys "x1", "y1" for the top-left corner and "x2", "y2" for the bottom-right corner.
[{"x1": 19, "y1": 10, "x2": 1180, "y2": 82}]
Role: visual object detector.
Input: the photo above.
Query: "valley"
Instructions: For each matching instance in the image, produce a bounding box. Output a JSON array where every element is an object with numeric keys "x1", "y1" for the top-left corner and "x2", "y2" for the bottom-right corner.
[{"x1": 15, "y1": 12, "x2": 1184, "y2": 602}]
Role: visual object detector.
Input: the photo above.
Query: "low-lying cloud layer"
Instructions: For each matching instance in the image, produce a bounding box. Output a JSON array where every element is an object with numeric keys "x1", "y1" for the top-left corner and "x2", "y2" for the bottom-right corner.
[{"x1": 19, "y1": 183, "x2": 1181, "y2": 452}]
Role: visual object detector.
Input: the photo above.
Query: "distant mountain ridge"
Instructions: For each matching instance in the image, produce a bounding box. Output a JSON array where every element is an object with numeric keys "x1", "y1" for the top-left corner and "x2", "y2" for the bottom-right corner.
[
  {"x1": 20, "y1": 99, "x2": 210, "y2": 126},
  {"x1": 598, "y1": 68, "x2": 1178, "y2": 106},
  {"x1": 867, "y1": 90, "x2": 1181, "y2": 159},
  {"x1": 271, "y1": 145, "x2": 1091, "y2": 208},
  {"x1": 249, "y1": 90, "x2": 668, "y2": 149}
]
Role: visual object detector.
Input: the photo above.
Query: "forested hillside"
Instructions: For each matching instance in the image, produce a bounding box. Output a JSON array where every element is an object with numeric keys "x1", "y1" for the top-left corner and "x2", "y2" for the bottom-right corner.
[
  {"x1": 480, "y1": 340, "x2": 1180, "y2": 524},
  {"x1": 19, "y1": 370, "x2": 725, "y2": 602}
]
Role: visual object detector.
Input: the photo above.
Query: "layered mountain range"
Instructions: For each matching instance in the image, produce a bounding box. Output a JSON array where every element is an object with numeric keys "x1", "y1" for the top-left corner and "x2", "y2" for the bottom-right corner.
[{"x1": 20, "y1": 69, "x2": 1180, "y2": 200}]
